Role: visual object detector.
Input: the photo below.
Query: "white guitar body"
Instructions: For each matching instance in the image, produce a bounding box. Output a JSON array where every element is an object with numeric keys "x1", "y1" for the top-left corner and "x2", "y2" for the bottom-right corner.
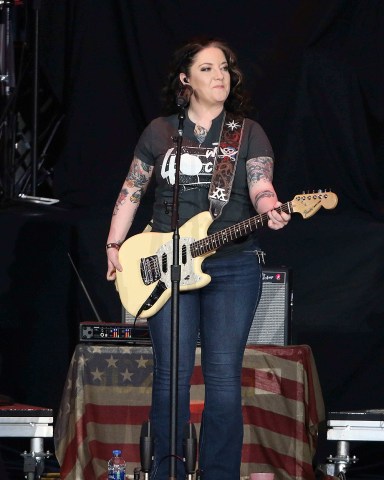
[{"x1": 116, "y1": 211, "x2": 215, "y2": 318}]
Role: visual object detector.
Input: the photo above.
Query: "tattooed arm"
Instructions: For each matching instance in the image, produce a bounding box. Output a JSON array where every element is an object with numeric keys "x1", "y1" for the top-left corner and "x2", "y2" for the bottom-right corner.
[
  {"x1": 246, "y1": 156, "x2": 290, "y2": 230},
  {"x1": 106, "y1": 157, "x2": 154, "y2": 280},
  {"x1": 247, "y1": 156, "x2": 276, "y2": 213}
]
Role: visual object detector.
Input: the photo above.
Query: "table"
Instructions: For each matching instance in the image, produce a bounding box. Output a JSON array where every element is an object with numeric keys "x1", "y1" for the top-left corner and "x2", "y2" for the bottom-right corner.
[
  {"x1": 55, "y1": 344, "x2": 324, "y2": 480},
  {"x1": 321, "y1": 409, "x2": 384, "y2": 477},
  {"x1": 0, "y1": 403, "x2": 53, "y2": 479},
  {"x1": 327, "y1": 409, "x2": 384, "y2": 442}
]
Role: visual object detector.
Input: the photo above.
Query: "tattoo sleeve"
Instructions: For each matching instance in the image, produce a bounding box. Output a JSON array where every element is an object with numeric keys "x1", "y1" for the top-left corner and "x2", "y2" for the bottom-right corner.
[
  {"x1": 247, "y1": 156, "x2": 274, "y2": 187},
  {"x1": 253, "y1": 190, "x2": 276, "y2": 211},
  {"x1": 113, "y1": 157, "x2": 153, "y2": 215}
]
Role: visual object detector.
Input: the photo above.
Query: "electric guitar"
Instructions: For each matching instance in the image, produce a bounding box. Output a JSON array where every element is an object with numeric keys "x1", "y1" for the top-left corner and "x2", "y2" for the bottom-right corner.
[{"x1": 116, "y1": 191, "x2": 338, "y2": 319}]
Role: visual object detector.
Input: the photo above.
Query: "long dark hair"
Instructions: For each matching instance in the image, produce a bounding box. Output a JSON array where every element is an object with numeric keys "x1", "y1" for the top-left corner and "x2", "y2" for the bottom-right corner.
[{"x1": 161, "y1": 37, "x2": 251, "y2": 116}]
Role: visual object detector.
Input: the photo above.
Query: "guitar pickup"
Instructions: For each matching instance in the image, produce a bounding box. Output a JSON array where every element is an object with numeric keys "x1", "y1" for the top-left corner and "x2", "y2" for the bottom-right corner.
[{"x1": 140, "y1": 255, "x2": 161, "y2": 285}]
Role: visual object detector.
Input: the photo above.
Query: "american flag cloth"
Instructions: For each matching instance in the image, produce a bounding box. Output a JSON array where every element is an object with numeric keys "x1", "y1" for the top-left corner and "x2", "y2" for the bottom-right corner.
[
  {"x1": 54, "y1": 344, "x2": 324, "y2": 480},
  {"x1": 241, "y1": 345, "x2": 325, "y2": 479}
]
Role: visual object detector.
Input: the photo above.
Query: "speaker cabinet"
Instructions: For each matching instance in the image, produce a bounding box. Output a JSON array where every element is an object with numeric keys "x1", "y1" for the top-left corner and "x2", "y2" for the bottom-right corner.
[{"x1": 247, "y1": 267, "x2": 292, "y2": 346}]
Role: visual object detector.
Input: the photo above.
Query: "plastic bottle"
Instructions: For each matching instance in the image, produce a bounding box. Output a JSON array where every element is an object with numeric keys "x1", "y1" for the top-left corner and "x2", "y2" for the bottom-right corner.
[{"x1": 108, "y1": 449, "x2": 126, "y2": 480}]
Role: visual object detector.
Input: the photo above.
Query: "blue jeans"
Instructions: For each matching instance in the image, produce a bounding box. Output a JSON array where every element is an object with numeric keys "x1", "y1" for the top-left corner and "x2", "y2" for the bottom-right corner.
[{"x1": 148, "y1": 248, "x2": 262, "y2": 480}]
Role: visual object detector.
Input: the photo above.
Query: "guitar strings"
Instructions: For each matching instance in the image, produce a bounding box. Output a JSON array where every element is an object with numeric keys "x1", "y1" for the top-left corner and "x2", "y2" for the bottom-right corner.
[{"x1": 190, "y1": 202, "x2": 292, "y2": 257}]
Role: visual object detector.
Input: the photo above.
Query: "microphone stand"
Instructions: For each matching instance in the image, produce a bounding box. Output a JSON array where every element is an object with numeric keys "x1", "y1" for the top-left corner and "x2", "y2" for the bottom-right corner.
[{"x1": 168, "y1": 104, "x2": 186, "y2": 479}]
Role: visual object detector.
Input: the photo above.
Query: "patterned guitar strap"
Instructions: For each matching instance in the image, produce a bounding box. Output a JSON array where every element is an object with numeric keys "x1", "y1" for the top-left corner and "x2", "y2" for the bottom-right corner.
[{"x1": 208, "y1": 112, "x2": 245, "y2": 219}]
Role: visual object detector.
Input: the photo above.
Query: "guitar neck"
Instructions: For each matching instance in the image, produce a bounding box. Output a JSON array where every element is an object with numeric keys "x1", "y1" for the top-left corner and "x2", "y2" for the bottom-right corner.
[{"x1": 190, "y1": 202, "x2": 292, "y2": 258}]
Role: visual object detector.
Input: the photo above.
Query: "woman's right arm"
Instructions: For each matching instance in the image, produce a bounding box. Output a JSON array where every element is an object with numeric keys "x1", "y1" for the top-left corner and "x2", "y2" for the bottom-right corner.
[{"x1": 106, "y1": 156, "x2": 154, "y2": 280}]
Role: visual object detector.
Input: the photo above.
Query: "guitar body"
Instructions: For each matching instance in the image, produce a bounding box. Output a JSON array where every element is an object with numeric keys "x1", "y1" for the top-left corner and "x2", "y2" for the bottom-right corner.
[
  {"x1": 116, "y1": 211, "x2": 215, "y2": 318},
  {"x1": 115, "y1": 191, "x2": 338, "y2": 319}
]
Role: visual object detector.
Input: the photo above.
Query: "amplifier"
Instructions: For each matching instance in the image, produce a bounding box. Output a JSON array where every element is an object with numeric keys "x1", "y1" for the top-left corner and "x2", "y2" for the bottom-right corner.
[
  {"x1": 247, "y1": 267, "x2": 292, "y2": 346},
  {"x1": 79, "y1": 321, "x2": 151, "y2": 345},
  {"x1": 123, "y1": 266, "x2": 292, "y2": 346}
]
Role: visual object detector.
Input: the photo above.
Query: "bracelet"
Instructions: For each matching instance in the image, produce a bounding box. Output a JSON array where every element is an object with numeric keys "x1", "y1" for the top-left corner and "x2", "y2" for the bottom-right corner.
[{"x1": 106, "y1": 242, "x2": 121, "y2": 251}]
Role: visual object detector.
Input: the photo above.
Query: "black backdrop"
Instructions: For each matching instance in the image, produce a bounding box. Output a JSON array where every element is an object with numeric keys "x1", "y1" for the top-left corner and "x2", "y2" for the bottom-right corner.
[{"x1": 1, "y1": 0, "x2": 384, "y2": 477}]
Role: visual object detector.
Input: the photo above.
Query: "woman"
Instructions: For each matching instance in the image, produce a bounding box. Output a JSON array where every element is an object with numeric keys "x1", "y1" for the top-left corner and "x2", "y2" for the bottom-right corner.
[{"x1": 106, "y1": 37, "x2": 290, "y2": 480}]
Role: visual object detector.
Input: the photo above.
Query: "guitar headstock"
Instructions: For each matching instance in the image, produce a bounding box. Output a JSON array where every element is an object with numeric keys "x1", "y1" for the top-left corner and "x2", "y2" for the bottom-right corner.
[{"x1": 291, "y1": 191, "x2": 338, "y2": 219}]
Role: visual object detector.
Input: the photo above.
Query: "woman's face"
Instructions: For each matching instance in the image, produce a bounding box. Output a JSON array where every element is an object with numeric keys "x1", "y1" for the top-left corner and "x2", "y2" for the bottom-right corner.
[{"x1": 181, "y1": 46, "x2": 230, "y2": 108}]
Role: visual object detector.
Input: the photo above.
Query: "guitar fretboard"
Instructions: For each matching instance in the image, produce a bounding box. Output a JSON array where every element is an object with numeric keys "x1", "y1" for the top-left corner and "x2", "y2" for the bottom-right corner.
[{"x1": 190, "y1": 202, "x2": 292, "y2": 257}]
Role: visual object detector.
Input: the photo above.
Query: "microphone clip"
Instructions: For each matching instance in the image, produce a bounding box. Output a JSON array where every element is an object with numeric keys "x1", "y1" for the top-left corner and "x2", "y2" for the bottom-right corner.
[{"x1": 176, "y1": 84, "x2": 193, "y2": 108}]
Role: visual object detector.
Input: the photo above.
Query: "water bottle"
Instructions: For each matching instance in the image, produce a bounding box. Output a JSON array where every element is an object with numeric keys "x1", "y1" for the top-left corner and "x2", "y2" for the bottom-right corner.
[{"x1": 108, "y1": 449, "x2": 126, "y2": 480}]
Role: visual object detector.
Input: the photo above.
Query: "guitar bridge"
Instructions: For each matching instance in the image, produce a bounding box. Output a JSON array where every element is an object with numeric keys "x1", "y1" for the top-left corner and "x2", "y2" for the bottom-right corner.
[{"x1": 140, "y1": 255, "x2": 161, "y2": 285}]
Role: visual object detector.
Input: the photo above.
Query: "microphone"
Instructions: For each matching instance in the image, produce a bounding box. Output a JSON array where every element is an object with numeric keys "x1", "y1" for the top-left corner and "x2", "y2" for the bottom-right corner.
[
  {"x1": 183, "y1": 422, "x2": 197, "y2": 476},
  {"x1": 176, "y1": 84, "x2": 193, "y2": 108},
  {"x1": 140, "y1": 420, "x2": 154, "y2": 476}
]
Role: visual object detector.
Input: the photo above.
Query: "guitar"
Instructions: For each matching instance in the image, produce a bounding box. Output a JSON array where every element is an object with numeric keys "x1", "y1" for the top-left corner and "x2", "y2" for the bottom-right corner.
[{"x1": 116, "y1": 191, "x2": 338, "y2": 319}]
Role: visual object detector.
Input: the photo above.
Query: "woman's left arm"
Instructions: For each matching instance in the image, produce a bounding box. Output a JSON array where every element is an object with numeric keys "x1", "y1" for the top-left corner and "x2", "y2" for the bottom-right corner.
[{"x1": 246, "y1": 156, "x2": 291, "y2": 230}]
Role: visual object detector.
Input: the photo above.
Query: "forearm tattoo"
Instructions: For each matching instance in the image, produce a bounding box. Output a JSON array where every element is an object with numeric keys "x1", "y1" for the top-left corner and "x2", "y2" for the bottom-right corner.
[
  {"x1": 113, "y1": 157, "x2": 152, "y2": 215},
  {"x1": 254, "y1": 190, "x2": 276, "y2": 211},
  {"x1": 247, "y1": 156, "x2": 274, "y2": 186}
]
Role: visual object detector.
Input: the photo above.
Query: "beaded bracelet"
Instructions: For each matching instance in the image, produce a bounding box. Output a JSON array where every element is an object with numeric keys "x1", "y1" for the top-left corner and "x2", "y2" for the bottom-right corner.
[{"x1": 106, "y1": 242, "x2": 121, "y2": 250}]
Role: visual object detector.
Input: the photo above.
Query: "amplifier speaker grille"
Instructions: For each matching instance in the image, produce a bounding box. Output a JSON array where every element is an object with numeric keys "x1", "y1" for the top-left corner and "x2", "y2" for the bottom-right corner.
[
  {"x1": 123, "y1": 266, "x2": 292, "y2": 346},
  {"x1": 247, "y1": 267, "x2": 292, "y2": 346}
]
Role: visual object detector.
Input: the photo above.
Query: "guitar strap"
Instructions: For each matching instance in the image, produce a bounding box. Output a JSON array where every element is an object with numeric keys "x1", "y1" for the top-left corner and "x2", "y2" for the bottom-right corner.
[{"x1": 208, "y1": 112, "x2": 245, "y2": 219}]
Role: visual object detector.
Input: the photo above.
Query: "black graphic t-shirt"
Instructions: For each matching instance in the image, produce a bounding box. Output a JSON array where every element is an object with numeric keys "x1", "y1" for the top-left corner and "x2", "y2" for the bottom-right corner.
[{"x1": 134, "y1": 110, "x2": 274, "y2": 257}]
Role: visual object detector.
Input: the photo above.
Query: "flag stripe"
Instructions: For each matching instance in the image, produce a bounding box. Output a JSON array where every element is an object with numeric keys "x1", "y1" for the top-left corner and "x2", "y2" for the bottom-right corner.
[
  {"x1": 243, "y1": 405, "x2": 306, "y2": 441},
  {"x1": 243, "y1": 444, "x2": 315, "y2": 479}
]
